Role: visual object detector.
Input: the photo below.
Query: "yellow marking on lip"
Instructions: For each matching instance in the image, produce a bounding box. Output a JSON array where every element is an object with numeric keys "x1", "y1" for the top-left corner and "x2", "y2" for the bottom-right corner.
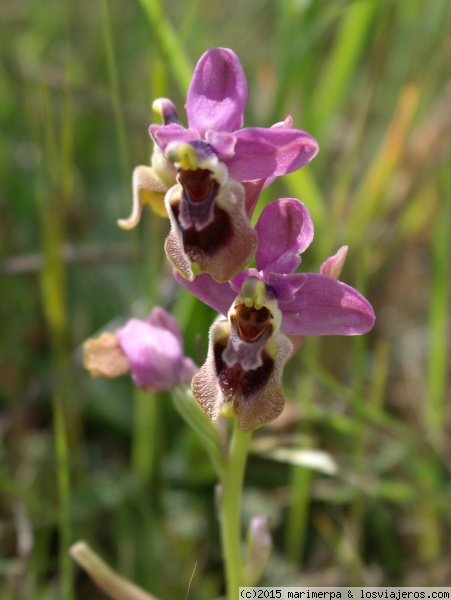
[{"x1": 220, "y1": 402, "x2": 235, "y2": 418}]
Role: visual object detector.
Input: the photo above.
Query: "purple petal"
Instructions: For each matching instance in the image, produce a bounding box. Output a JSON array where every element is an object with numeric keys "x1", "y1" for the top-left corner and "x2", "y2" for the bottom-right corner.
[
  {"x1": 231, "y1": 270, "x2": 307, "y2": 304},
  {"x1": 319, "y1": 245, "x2": 348, "y2": 279},
  {"x1": 262, "y1": 116, "x2": 294, "y2": 189},
  {"x1": 255, "y1": 198, "x2": 314, "y2": 273},
  {"x1": 186, "y1": 48, "x2": 248, "y2": 137},
  {"x1": 243, "y1": 179, "x2": 266, "y2": 218},
  {"x1": 149, "y1": 123, "x2": 200, "y2": 152},
  {"x1": 117, "y1": 319, "x2": 183, "y2": 391},
  {"x1": 271, "y1": 115, "x2": 293, "y2": 129},
  {"x1": 205, "y1": 130, "x2": 237, "y2": 158},
  {"x1": 280, "y1": 274, "x2": 375, "y2": 336},
  {"x1": 152, "y1": 98, "x2": 180, "y2": 125},
  {"x1": 147, "y1": 307, "x2": 183, "y2": 348},
  {"x1": 173, "y1": 270, "x2": 235, "y2": 316},
  {"x1": 265, "y1": 272, "x2": 307, "y2": 303},
  {"x1": 225, "y1": 127, "x2": 319, "y2": 181}
]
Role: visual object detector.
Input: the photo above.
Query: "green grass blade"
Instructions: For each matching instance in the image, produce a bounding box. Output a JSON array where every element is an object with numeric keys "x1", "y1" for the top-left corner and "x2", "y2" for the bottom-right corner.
[
  {"x1": 101, "y1": 0, "x2": 131, "y2": 191},
  {"x1": 137, "y1": 0, "x2": 193, "y2": 94},
  {"x1": 426, "y1": 171, "x2": 449, "y2": 454},
  {"x1": 312, "y1": 0, "x2": 379, "y2": 132}
]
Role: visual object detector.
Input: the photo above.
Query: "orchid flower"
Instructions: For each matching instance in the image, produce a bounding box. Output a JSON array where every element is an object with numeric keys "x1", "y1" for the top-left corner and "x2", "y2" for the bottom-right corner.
[
  {"x1": 192, "y1": 277, "x2": 293, "y2": 431},
  {"x1": 83, "y1": 307, "x2": 197, "y2": 392},
  {"x1": 119, "y1": 48, "x2": 318, "y2": 283},
  {"x1": 149, "y1": 48, "x2": 318, "y2": 184},
  {"x1": 176, "y1": 198, "x2": 375, "y2": 430}
]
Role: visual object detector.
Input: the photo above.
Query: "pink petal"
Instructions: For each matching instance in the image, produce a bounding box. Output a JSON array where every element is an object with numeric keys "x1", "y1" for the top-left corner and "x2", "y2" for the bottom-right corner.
[
  {"x1": 271, "y1": 115, "x2": 293, "y2": 129},
  {"x1": 280, "y1": 274, "x2": 375, "y2": 336},
  {"x1": 243, "y1": 179, "x2": 266, "y2": 218},
  {"x1": 225, "y1": 127, "x2": 319, "y2": 181},
  {"x1": 262, "y1": 115, "x2": 294, "y2": 189},
  {"x1": 230, "y1": 268, "x2": 261, "y2": 295},
  {"x1": 265, "y1": 272, "x2": 307, "y2": 302},
  {"x1": 186, "y1": 48, "x2": 248, "y2": 137},
  {"x1": 173, "y1": 270, "x2": 236, "y2": 316},
  {"x1": 255, "y1": 198, "x2": 314, "y2": 273},
  {"x1": 147, "y1": 307, "x2": 183, "y2": 348},
  {"x1": 205, "y1": 130, "x2": 237, "y2": 158},
  {"x1": 152, "y1": 98, "x2": 180, "y2": 125},
  {"x1": 117, "y1": 319, "x2": 183, "y2": 391},
  {"x1": 149, "y1": 123, "x2": 200, "y2": 152},
  {"x1": 319, "y1": 246, "x2": 348, "y2": 279}
]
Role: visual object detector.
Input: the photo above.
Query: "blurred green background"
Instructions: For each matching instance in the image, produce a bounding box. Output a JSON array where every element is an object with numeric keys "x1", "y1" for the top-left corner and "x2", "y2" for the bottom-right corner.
[{"x1": 1, "y1": 0, "x2": 450, "y2": 598}]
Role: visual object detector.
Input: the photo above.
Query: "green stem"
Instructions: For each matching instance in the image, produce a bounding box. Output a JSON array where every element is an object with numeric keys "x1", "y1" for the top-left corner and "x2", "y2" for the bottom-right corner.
[
  {"x1": 220, "y1": 422, "x2": 251, "y2": 598},
  {"x1": 131, "y1": 390, "x2": 159, "y2": 485},
  {"x1": 285, "y1": 465, "x2": 312, "y2": 565}
]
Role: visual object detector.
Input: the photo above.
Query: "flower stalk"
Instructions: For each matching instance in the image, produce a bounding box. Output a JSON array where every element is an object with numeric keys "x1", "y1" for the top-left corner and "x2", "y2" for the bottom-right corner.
[{"x1": 219, "y1": 422, "x2": 252, "y2": 596}]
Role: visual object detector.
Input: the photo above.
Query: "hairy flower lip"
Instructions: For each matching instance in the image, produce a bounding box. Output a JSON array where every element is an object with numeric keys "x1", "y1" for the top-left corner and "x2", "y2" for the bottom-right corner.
[
  {"x1": 192, "y1": 308, "x2": 293, "y2": 432},
  {"x1": 165, "y1": 177, "x2": 258, "y2": 283}
]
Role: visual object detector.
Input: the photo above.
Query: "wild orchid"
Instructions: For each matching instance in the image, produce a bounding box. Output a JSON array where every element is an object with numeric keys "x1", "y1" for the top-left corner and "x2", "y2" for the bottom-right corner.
[
  {"x1": 175, "y1": 198, "x2": 375, "y2": 430},
  {"x1": 79, "y1": 47, "x2": 376, "y2": 600},
  {"x1": 149, "y1": 48, "x2": 318, "y2": 183},
  {"x1": 119, "y1": 47, "x2": 318, "y2": 282},
  {"x1": 192, "y1": 276, "x2": 294, "y2": 431}
]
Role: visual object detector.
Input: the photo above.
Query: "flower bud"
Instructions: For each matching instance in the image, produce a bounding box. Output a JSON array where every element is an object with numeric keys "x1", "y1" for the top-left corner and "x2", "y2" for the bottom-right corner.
[
  {"x1": 245, "y1": 516, "x2": 273, "y2": 586},
  {"x1": 83, "y1": 307, "x2": 197, "y2": 393}
]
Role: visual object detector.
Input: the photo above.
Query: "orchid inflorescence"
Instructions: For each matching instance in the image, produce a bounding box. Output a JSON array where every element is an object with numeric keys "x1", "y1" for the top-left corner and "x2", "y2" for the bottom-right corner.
[
  {"x1": 85, "y1": 46, "x2": 375, "y2": 432},
  {"x1": 80, "y1": 46, "x2": 376, "y2": 598}
]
